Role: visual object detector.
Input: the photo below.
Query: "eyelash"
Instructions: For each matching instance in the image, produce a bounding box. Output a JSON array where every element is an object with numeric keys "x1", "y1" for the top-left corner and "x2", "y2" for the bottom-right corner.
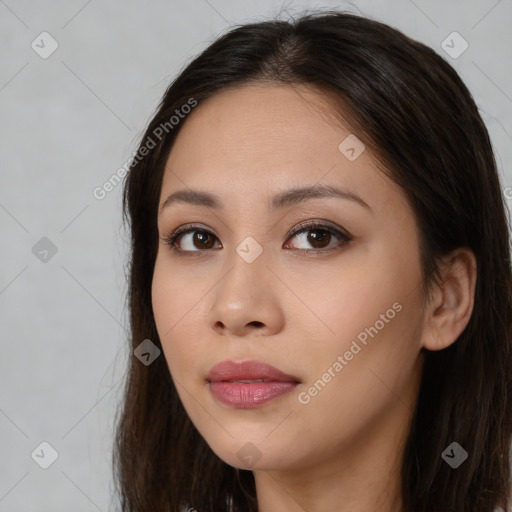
[{"x1": 161, "y1": 220, "x2": 352, "y2": 256}]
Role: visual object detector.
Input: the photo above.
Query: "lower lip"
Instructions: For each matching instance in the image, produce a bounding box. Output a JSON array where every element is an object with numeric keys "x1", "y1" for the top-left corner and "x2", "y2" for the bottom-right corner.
[{"x1": 209, "y1": 381, "x2": 298, "y2": 408}]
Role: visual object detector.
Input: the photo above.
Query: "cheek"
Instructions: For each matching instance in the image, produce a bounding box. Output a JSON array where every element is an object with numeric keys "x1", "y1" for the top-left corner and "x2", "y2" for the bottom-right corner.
[
  {"x1": 294, "y1": 294, "x2": 423, "y2": 439},
  {"x1": 302, "y1": 238, "x2": 422, "y2": 342},
  {"x1": 151, "y1": 257, "x2": 175, "y2": 339},
  {"x1": 300, "y1": 241, "x2": 425, "y2": 389},
  {"x1": 151, "y1": 255, "x2": 206, "y2": 379}
]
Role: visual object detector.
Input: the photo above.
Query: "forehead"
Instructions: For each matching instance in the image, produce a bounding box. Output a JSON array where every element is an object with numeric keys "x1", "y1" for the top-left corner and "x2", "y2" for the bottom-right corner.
[
  {"x1": 160, "y1": 84, "x2": 407, "y2": 217},
  {"x1": 166, "y1": 84, "x2": 345, "y2": 174}
]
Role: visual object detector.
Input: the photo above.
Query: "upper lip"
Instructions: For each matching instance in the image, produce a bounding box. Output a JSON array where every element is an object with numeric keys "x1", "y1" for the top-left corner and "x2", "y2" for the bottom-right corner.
[{"x1": 207, "y1": 360, "x2": 301, "y2": 383}]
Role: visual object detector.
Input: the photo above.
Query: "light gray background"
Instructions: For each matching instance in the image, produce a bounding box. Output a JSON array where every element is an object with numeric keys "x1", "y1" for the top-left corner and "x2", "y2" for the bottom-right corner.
[{"x1": 1, "y1": 1, "x2": 511, "y2": 510}]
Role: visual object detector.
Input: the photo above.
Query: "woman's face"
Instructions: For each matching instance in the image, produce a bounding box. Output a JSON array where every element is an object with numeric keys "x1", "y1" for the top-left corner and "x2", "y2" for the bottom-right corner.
[{"x1": 152, "y1": 83, "x2": 427, "y2": 473}]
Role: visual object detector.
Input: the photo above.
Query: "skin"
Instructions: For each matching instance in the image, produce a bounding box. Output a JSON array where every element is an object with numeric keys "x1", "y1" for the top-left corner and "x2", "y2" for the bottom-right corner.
[{"x1": 152, "y1": 83, "x2": 476, "y2": 512}]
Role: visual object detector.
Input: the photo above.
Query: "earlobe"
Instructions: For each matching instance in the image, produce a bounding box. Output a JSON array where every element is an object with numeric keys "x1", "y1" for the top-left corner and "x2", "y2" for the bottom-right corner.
[{"x1": 421, "y1": 248, "x2": 477, "y2": 351}]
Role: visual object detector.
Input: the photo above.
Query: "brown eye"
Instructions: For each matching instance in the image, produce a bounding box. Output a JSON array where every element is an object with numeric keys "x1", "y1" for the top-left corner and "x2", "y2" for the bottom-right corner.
[
  {"x1": 305, "y1": 229, "x2": 332, "y2": 249},
  {"x1": 285, "y1": 222, "x2": 351, "y2": 252},
  {"x1": 166, "y1": 227, "x2": 222, "y2": 252},
  {"x1": 190, "y1": 231, "x2": 216, "y2": 249},
  {"x1": 164, "y1": 221, "x2": 351, "y2": 254}
]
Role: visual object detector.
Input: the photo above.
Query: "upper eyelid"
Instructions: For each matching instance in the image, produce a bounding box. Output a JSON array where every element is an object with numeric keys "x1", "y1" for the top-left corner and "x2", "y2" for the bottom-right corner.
[
  {"x1": 166, "y1": 220, "x2": 351, "y2": 247},
  {"x1": 170, "y1": 220, "x2": 347, "y2": 237},
  {"x1": 287, "y1": 219, "x2": 349, "y2": 237}
]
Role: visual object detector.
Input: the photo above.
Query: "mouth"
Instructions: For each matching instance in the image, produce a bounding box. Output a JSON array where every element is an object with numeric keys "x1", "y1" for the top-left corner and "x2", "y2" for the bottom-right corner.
[
  {"x1": 206, "y1": 359, "x2": 301, "y2": 384},
  {"x1": 206, "y1": 360, "x2": 301, "y2": 409},
  {"x1": 225, "y1": 379, "x2": 272, "y2": 383}
]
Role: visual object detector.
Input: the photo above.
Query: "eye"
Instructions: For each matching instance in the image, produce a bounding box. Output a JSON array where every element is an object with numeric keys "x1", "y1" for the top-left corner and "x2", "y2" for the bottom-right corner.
[
  {"x1": 284, "y1": 220, "x2": 352, "y2": 253},
  {"x1": 162, "y1": 220, "x2": 352, "y2": 254},
  {"x1": 163, "y1": 225, "x2": 222, "y2": 253}
]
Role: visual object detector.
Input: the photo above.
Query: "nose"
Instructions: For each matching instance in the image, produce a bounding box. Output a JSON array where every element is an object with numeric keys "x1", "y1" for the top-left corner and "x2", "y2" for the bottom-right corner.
[{"x1": 208, "y1": 250, "x2": 285, "y2": 337}]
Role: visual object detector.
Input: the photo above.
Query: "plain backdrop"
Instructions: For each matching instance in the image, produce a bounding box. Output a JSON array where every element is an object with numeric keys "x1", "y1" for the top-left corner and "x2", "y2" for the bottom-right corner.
[{"x1": 0, "y1": 1, "x2": 511, "y2": 510}]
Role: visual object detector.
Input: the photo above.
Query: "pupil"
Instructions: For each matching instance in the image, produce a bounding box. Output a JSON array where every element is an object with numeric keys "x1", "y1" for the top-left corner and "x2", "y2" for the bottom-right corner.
[
  {"x1": 308, "y1": 229, "x2": 330, "y2": 248},
  {"x1": 195, "y1": 231, "x2": 214, "y2": 249}
]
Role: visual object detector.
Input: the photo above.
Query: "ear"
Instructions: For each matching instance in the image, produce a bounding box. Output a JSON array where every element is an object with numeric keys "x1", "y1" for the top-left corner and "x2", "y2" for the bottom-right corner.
[{"x1": 421, "y1": 248, "x2": 477, "y2": 351}]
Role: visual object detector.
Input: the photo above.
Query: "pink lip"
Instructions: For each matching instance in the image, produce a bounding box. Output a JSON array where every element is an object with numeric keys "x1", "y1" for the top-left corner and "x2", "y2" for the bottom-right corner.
[
  {"x1": 207, "y1": 359, "x2": 300, "y2": 383},
  {"x1": 206, "y1": 360, "x2": 300, "y2": 409}
]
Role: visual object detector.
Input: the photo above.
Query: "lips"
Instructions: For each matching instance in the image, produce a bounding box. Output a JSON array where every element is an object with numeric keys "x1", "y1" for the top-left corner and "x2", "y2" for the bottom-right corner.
[
  {"x1": 206, "y1": 360, "x2": 301, "y2": 409},
  {"x1": 206, "y1": 359, "x2": 301, "y2": 384}
]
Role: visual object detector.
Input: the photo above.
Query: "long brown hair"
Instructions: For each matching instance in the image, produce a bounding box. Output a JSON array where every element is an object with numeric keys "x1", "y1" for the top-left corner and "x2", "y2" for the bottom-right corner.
[{"x1": 113, "y1": 10, "x2": 512, "y2": 512}]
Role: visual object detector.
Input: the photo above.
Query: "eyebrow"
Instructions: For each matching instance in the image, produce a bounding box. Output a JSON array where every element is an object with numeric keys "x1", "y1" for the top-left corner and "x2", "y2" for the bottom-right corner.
[{"x1": 159, "y1": 183, "x2": 371, "y2": 213}]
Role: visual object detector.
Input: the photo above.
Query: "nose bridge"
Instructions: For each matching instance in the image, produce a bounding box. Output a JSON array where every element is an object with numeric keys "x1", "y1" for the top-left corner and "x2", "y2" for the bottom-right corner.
[
  {"x1": 219, "y1": 235, "x2": 270, "y2": 309},
  {"x1": 208, "y1": 235, "x2": 283, "y2": 336},
  {"x1": 223, "y1": 207, "x2": 272, "y2": 271}
]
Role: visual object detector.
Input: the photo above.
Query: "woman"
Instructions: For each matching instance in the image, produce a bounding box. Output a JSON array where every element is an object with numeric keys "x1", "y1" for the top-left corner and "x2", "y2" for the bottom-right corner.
[{"x1": 113, "y1": 10, "x2": 512, "y2": 512}]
